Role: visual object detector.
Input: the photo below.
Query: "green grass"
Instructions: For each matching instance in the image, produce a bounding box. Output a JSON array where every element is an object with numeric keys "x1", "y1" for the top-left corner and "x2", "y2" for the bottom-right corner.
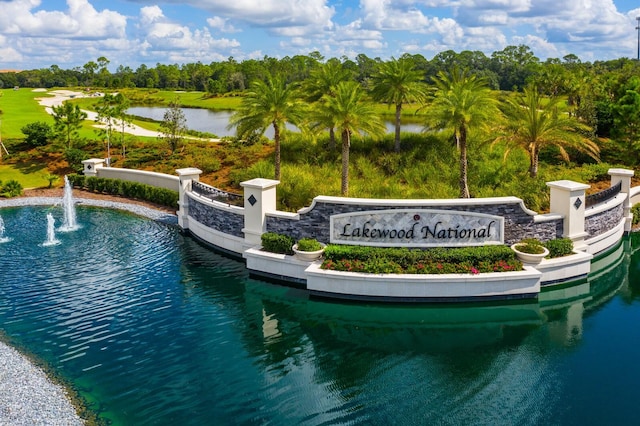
[
  {"x1": 0, "y1": 88, "x2": 55, "y2": 138},
  {"x1": 0, "y1": 163, "x2": 51, "y2": 189}
]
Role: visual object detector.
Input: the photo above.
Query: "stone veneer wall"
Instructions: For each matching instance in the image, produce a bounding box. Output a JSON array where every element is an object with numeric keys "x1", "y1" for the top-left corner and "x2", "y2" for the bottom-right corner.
[
  {"x1": 188, "y1": 197, "x2": 244, "y2": 238},
  {"x1": 585, "y1": 204, "x2": 623, "y2": 237},
  {"x1": 265, "y1": 201, "x2": 563, "y2": 245}
]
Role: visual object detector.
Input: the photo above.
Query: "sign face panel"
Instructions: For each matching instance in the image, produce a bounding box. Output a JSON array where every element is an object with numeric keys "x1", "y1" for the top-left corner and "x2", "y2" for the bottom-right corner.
[{"x1": 330, "y1": 209, "x2": 504, "y2": 247}]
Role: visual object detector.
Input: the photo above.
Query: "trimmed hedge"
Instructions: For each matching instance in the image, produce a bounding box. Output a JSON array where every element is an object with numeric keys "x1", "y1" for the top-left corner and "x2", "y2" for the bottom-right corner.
[
  {"x1": 261, "y1": 232, "x2": 295, "y2": 255},
  {"x1": 544, "y1": 238, "x2": 573, "y2": 258},
  {"x1": 322, "y1": 245, "x2": 522, "y2": 274},
  {"x1": 67, "y1": 174, "x2": 178, "y2": 209}
]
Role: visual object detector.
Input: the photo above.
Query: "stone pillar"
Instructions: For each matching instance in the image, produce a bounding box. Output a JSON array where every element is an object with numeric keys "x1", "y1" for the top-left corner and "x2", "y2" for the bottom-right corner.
[
  {"x1": 176, "y1": 168, "x2": 202, "y2": 230},
  {"x1": 547, "y1": 180, "x2": 590, "y2": 251},
  {"x1": 240, "y1": 178, "x2": 280, "y2": 246},
  {"x1": 608, "y1": 168, "x2": 634, "y2": 233},
  {"x1": 81, "y1": 159, "x2": 105, "y2": 177}
]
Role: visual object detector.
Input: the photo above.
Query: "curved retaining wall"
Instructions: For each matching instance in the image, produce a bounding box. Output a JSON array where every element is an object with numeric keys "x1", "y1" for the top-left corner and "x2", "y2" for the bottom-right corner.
[
  {"x1": 265, "y1": 196, "x2": 563, "y2": 246},
  {"x1": 176, "y1": 170, "x2": 634, "y2": 259},
  {"x1": 82, "y1": 160, "x2": 179, "y2": 192},
  {"x1": 70, "y1": 164, "x2": 637, "y2": 301}
]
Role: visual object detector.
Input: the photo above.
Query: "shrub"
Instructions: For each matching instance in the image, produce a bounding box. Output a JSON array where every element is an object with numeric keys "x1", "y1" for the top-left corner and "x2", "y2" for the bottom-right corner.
[
  {"x1": 513, "y1": 239, "x2": 546, "y2": 254},
  {"x1": 21, "y1": 121, "x2": 52, "y2": 147},
  {"x1": 64, "y1": 148, "x2": 88, "y2": 173},
  {"x1": 72, "y1": 176, "x2": 178, "y2": 208},
  {"x1": 296, "y1": 238, "x2": 322, "y2": 252},
  {"x1": 0, "y1": 180, "x2": 23, "y2": 197},
  {"x1": 544, "y1": 238, "x2": 574, "y2": 258},
  {"x1": 321, "y1": 244, "x2": 522, "y2": 274},
  {"x1": 261, "y1": 232, "x2": 295, "y2": 255},
  {"x1": 633, "y1": 204, "x2": 640, "y2": 226}
]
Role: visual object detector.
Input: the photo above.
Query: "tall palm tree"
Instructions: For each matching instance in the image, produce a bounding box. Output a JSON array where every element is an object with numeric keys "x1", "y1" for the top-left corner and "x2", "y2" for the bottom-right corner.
[
  {"x1": 423, "y1": 68, "x2": 500, "y2": 198},
  {"x1": 311, "y1": 81, "x2": 386, "y2": 196},
  {"x1": 301, "y1": 59, "x2": 352, "y2": 149},
  {"x1": 229, "y1": 74, "x2": 305, "y2": 180},
  {"x1": 498, "y1": 84, "x2": 600, "y2": 178},
  {"x1": 371, "y1": 56, "x2": 427, "y2": 152}
]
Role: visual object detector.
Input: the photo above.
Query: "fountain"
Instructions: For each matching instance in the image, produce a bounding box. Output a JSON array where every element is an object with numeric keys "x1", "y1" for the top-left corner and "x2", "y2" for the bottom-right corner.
[
  {"x1": 0, "y1": 214, "x2": 11, "y2": 243},
  {"x1": 59, "y1": 175, "x2": 79, "y2": 232},
  {"x1": 42, "y1": 212, "x2": 60, "y2": 246}
]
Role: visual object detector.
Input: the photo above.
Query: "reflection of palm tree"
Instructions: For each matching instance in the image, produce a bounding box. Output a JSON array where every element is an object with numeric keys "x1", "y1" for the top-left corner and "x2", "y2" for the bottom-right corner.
[
  {"x1": 498, "y1": 84, "x2": 599, "y2": 178},
  {"x1": 311, "y1": 81, "x2": 386, "y2": 196},
  {"x1": 229, "y1": 74, "x2": 305, "y2": 180},
  {"x1": 371, "y1": 56, "x2": 427, "y2": 152},
  {"x1": 423, "y1": 68, "x2": 500, "y2": 198}
]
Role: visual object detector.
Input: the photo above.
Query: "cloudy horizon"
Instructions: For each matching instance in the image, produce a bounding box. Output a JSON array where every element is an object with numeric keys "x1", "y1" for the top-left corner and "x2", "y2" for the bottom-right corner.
[{"x1": 1, "y1": 0, "x2": 640, "y2": 71}]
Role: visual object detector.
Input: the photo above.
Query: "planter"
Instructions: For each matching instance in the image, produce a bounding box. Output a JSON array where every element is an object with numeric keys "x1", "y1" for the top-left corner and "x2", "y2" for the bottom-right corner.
[
  {"x1": 511, "y1": 244, "x2": 549, "y2": 265},
  {"x1": 305, "y1": 262, "x2": 542, "y2": 301},
  {"x1": 292, "y1": 243, "x2": 326, "y2": 261}
]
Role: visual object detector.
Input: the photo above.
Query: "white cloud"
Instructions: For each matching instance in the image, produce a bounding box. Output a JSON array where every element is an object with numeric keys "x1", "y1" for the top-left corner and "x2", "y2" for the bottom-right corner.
[
  {"x1": 206, "y1": 16, "x2": 239, "y2": 33},
  {"x1": 159, "y1": 0, "x2": 335, "y2": 31},
  {"x1": 137, "y1": 6, "x2": 240, "y2": 62},
  {"x1": 360, "y1": 0, "x2": 432, "y2": 30},
  {"x1": 0, "y1": 0, "x2": 126, "y2": 39}
]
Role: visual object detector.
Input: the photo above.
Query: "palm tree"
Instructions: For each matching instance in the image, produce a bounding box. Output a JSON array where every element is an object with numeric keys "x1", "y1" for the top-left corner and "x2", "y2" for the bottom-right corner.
[
  {"x1": 371, "y1": 56, "x2": 427, "y2": 152},
  {"x1": 301, "y1": 59, "x2": 352, "y2": 149},
  {"x1": 423, "y1": 68, "x2": 500, "y2": 198},
  {"x1": 497, "y1": 84, "x2": 600, "y2": 178},
  {"x1": 229, "y1": 74, "x2": 305, "y2": 180},
  {"x1": 311, "y1": 81, "x2": 386, "y2": 196}
]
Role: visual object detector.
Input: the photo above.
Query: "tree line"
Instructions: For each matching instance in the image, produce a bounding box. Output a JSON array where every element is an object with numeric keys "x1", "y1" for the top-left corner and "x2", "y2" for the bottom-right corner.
[{"x1": 1, "y1": 46, "x2": 639, "y2": 94}]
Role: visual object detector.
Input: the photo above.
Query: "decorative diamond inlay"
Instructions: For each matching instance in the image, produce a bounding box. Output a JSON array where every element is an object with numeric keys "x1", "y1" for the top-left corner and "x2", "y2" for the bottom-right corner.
[
  {"x1": 248, "y1": 194, "x2": 257, "y2": 206},
  {"x1": 574, "y1": 197, "x2": 583, "y2": 210}
]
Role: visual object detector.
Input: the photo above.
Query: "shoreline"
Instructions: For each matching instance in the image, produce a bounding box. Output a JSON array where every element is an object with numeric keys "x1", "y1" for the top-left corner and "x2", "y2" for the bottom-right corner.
[{"x1": 0, "y1": 193, "x2": 178, "y2": 425}]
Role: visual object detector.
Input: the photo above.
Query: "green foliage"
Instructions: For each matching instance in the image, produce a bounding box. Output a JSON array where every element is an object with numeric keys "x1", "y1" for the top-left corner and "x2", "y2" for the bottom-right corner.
[
  {"x1": 260, "y1": 232, "x2": 295, "y2": 255},
  {"x1": 51, "y1": 102, "x2": 88, "y2": 149},
  {"x1": 194, "y1": 156, "x2": 221, "y2": 174},
  {"x1": 64, "y1": 148, "x2": 89, "y2": 173},
  {"x1": 321, "y1": 244, "x2": 521, "y2": 274},
  {"x1": 159, "y1": 97, "x2": 187, "y2": 154},
  {"x1": 633, "y1": 204, "x2": 640, "y2": 226},
  {"x1": 45, "y1": 174, "x2": 59, "y2": 188},
  {"x1": 322, "y1": 244, "x2": 521, "y2": 274},
  {"x1": 513, "y1": 239, "x2": 546, "y2": 254},
  {"x1": 69, "y1": 175, "x2": 178, "y2": 208},
  {"x1": 21, "y1": 121, "x2": 52, "y2": 147},
  {"x1": 544, "y1": 238, "x2": 574, "y2": 258},
  {"x1": 296, "y1": 238, "x2": 322, "y2": 252},
  {"x1": 0, "y1": 179, "x2": 23, "y2": 197}
]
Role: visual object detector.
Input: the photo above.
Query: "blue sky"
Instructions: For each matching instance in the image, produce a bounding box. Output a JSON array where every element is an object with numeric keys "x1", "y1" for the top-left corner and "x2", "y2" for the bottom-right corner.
[{"x1": 1, "y1": 0, "x2": 640, "y2": 71}]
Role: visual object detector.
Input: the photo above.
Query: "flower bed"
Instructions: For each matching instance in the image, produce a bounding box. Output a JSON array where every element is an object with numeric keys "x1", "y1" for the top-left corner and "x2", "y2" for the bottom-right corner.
[{"x1": 320, "y1": 244, "x2": 522, "y2": 275}]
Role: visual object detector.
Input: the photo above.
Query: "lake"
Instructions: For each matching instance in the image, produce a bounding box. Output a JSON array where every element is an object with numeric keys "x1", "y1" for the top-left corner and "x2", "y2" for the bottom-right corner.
[
  {"x1": 1, "y1": 205, "x2": 640, "y2": 424},
  {"x1": 127, "y1": 106, "x2": 424, "y2": 137}
]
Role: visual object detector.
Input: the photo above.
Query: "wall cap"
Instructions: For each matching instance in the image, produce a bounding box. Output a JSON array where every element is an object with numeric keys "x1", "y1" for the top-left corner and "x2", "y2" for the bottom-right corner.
[
  {"x1": 241, "y1": 178, "x2": 280, "y2": 189},
  {"x1": 546, "y1": 180, "x2": 590, "y2": 191},
  {"x1": 608, "y1": 168, "x2": 634, "y2": 177},
  {"x1": 176, "y1": 167, "x2": 202, "y2": 177},
  {"x1": 298, "y1": 194, "x2": 537, "y2": 216}
]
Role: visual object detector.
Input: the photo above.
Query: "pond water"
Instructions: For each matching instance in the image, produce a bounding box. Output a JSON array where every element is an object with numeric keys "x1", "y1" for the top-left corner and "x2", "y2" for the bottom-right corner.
[
  {"x1": 1, "y1": 205, "x2": 640, "y2": 425},
  {"x1": 127, "y1": 106, "x2": 424, "y2": 137}
]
